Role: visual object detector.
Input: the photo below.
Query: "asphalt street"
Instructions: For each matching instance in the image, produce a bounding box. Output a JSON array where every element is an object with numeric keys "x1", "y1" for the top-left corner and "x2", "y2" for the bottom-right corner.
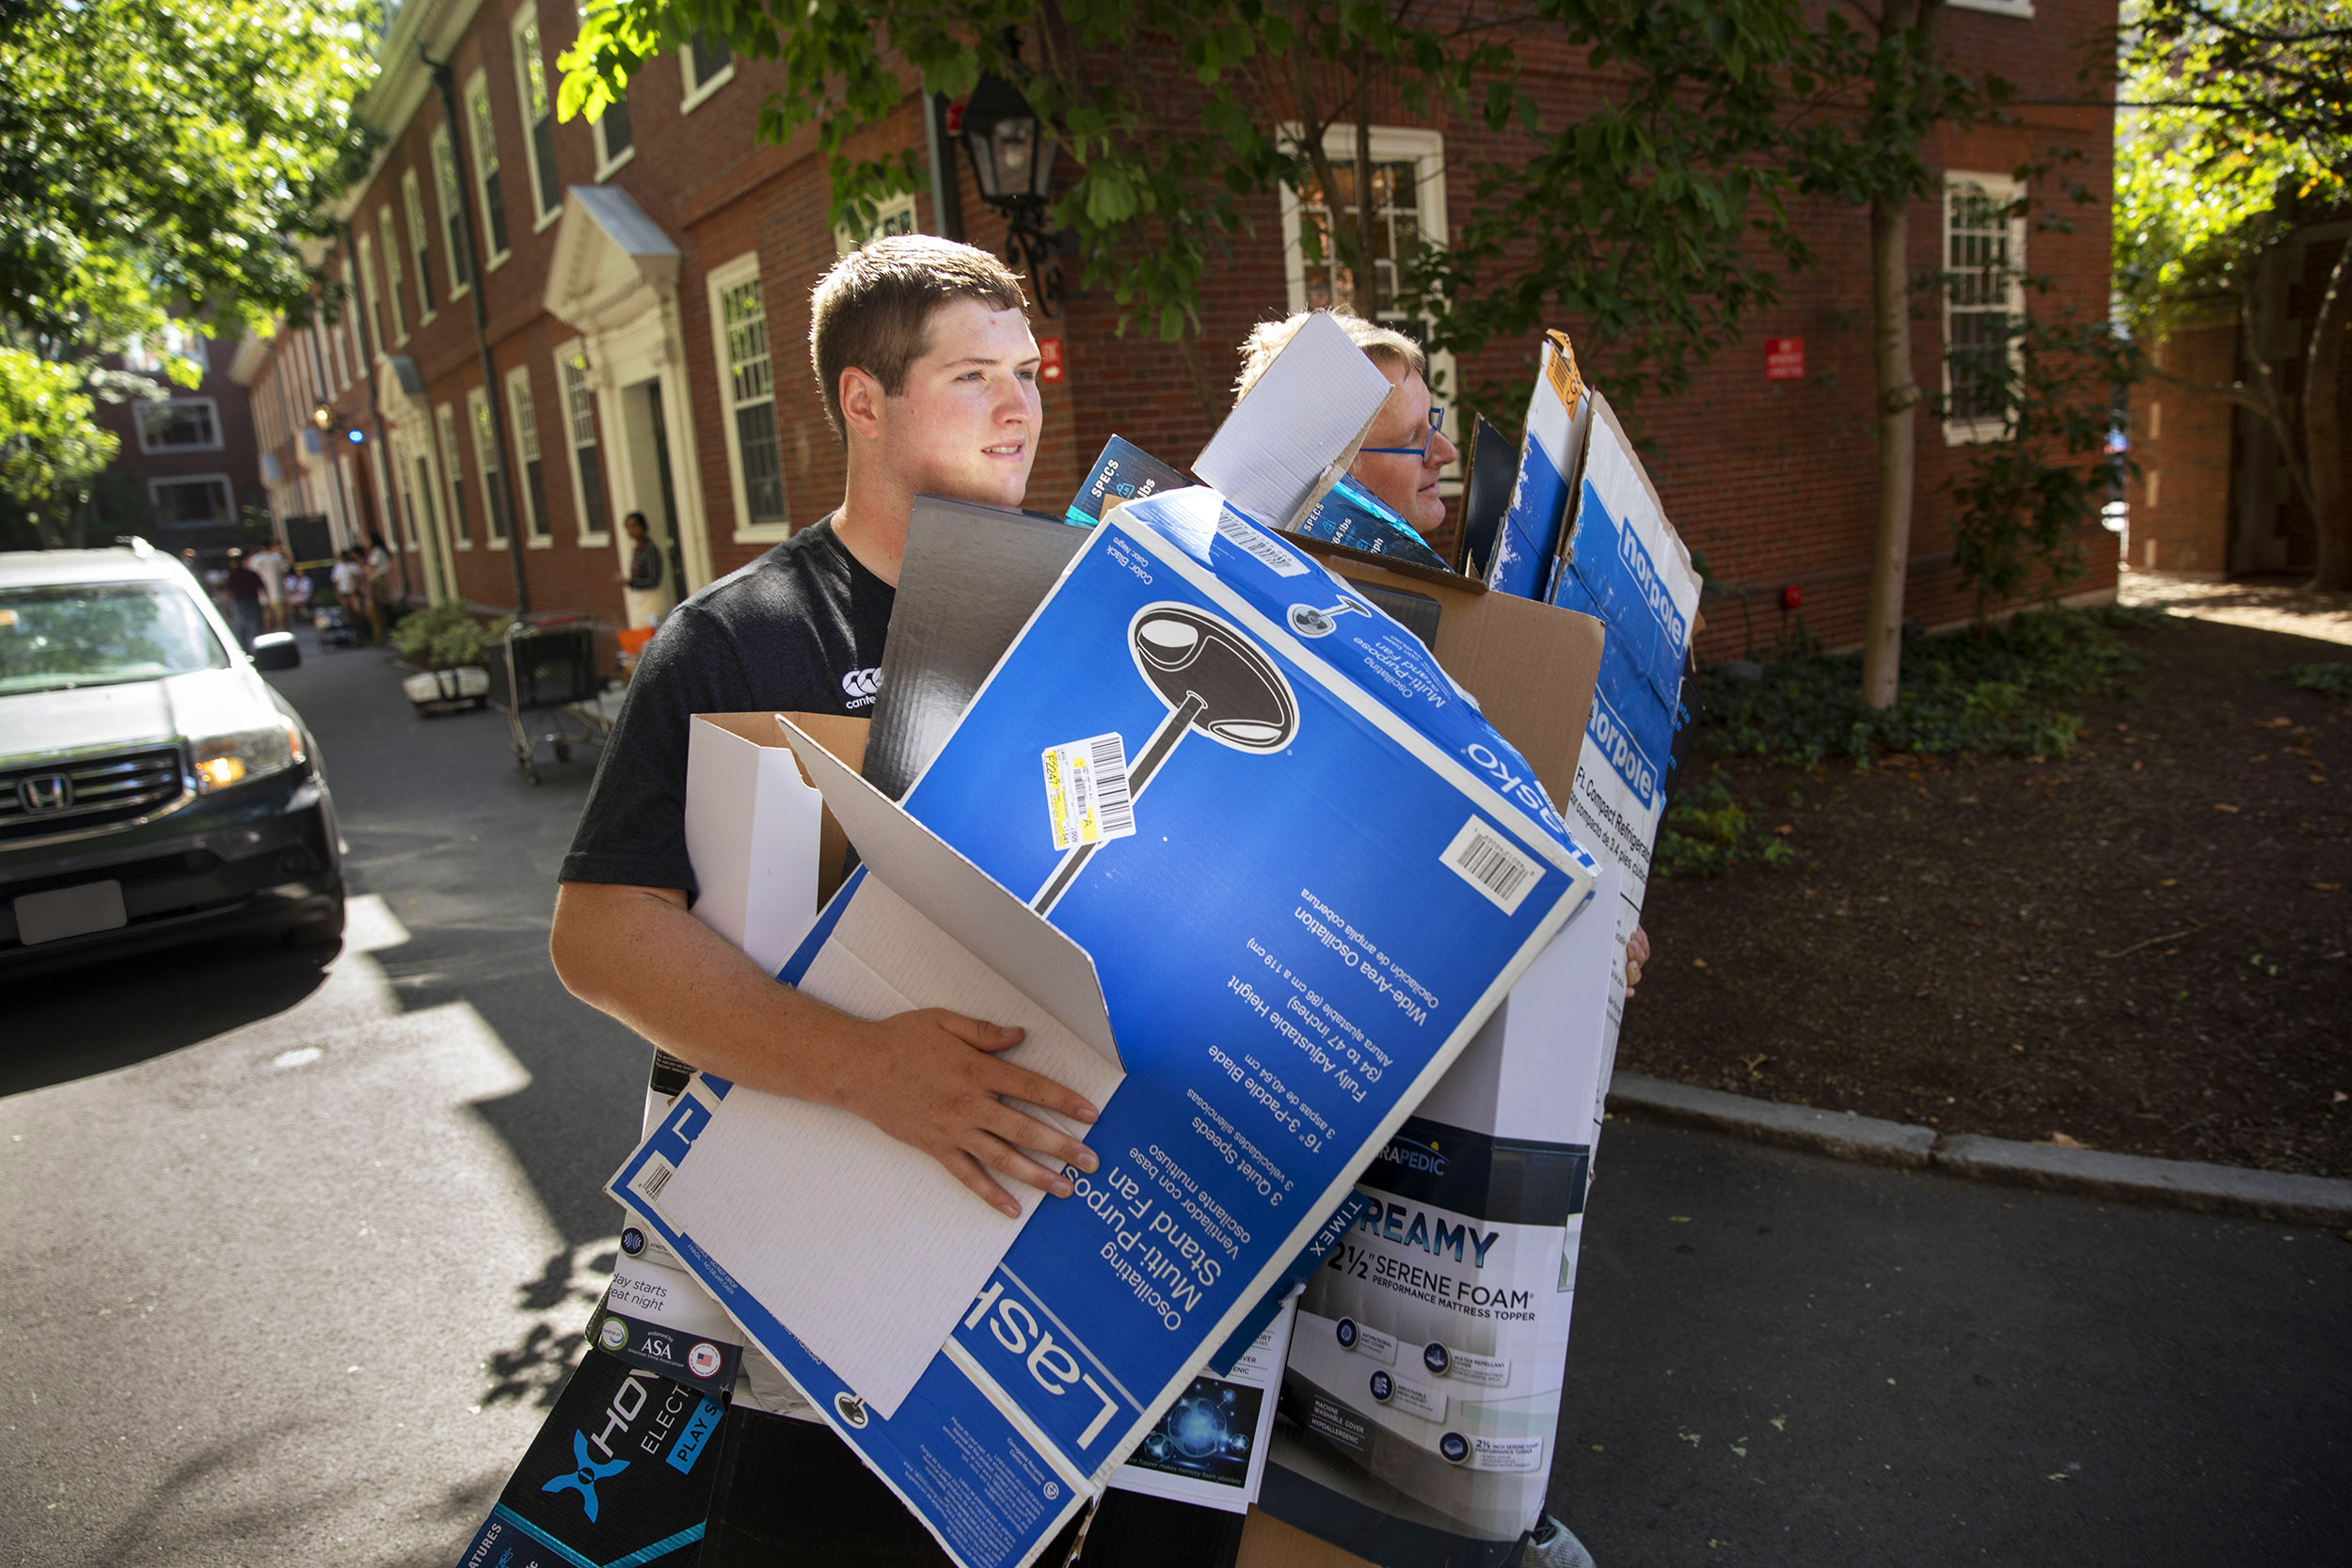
[{"x1": 4, "y1": 633, "x2": 2348, "y2": 1567}]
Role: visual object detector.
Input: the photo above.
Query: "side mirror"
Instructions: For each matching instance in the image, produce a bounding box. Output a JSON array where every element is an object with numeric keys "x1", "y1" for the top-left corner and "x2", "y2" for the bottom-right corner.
[{"x1": 250, "y1": 631, "x2": 302, "y2": 672}]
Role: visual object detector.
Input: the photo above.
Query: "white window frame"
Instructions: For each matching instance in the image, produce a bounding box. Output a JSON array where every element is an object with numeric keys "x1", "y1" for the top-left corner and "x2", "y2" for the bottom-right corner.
[
  {"x1": 148, "y1": 473, "x2": 235, "y2": 526},
  {"x1": 512, "y1": 5, "x2": 564, "y2": 232},
  {"x1": 706, "y1": 252, "x2": 792, "y2": 543},
  {"x1": 376, "y1": 206, "x2": 410, "y2": 344},
  {"x1": 356, "y1": 234, "x2": 387, "y2": 363},
  {"x1": 1941, "y1": 170, "x2": 2027, "y2": 447},
  {"x1": 432, "y1": 126, "x2": 473, "y2": 299},
  {"x1": 1948, "y1": 0, "x2": 2034, "y2": 17},
  {"x1": 402, "y1": 169, "x2": 437, "y2": 324},
  {"x1": 469, "y1": 385, "x2": 511, "y2": 548},
  {"x1": 833, "y1": 192, "x2": 917, "y2": 256},
  {"x1": 437, "y1": 403, "x2": 474, "y2": 549},
  {"x1": 1278, "y1": 123, "x2": 1459, "y2": 492},
  {"x1": 465, "y1": 71, "x2": 512, "y2": 272},
  {"x1": 135, "y1": 397, "x2": 224, "y2": 454},
  {"x1": 679, "y1": 30, "x2": 735, "y2": 114},
  {"x1": 505, "y1": 365, "x2": 554, "y2": 546},
  {"x1": 556, "y1": 341, "x2": 612, "y2": 546}
]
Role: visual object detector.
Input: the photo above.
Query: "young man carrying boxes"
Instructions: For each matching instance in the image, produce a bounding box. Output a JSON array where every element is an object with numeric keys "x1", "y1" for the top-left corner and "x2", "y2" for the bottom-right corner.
[{"x1": 550, "y1": 236, "x2": 1103, "y2": 1563}]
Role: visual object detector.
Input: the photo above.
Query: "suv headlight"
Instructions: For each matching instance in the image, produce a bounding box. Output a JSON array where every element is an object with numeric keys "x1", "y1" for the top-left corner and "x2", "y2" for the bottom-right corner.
[{"x1": 190, "y1": 718, "x2": 306, "y2": 792}]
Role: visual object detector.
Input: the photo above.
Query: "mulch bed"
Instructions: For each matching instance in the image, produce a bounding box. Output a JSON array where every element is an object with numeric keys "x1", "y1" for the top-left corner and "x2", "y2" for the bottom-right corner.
[{"x1": 1624, "y1": 613, "x2": 2352, "y2": 1180}]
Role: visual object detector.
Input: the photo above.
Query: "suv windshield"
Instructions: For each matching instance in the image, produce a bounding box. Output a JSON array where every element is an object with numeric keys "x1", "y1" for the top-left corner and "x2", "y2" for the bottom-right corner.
[{"x1": 0, "y1": 582, "x2": 230, "y2": 695}]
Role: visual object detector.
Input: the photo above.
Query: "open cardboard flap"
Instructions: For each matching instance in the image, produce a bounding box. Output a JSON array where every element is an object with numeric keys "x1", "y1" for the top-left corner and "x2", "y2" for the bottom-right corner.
[
  {"x1": 1195, "y1": 309, "x2": 1396, "y2": 532},
  {"x1": 685, "y1": 710, "x2": 867, "y2": 973},
  {"x1": 619, "y1": 717, "x2": 1124, "y2": 1422}
]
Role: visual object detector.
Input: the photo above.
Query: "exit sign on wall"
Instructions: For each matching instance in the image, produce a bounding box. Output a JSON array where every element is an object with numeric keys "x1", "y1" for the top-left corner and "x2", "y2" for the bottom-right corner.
[
  {"x1": 1039, "y1": 336, "x2": 1065, "y2": 383},
  {"x1": 1766, "y1": 338, "x2": 1804, "y2": 381}
]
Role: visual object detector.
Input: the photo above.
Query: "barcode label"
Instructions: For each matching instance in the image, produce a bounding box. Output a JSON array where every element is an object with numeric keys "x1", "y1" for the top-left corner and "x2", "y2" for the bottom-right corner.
[
  {"x1": 1440, "y1": 816, "x2": 1543, "y2": 915},
  {"x1": 1042, "y1": 732, "x2": 1137, "y2": 851},
  {"x1": 631, "y1": 1158, "x2": 676, "y2": 1207},
  {"x1": 1213, "y1": 508, "x2": 1309, "y2": 577}
]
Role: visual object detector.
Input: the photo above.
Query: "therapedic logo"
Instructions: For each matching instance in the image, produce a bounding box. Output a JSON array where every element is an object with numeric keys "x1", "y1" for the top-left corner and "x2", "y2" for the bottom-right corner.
[
  {"x1": 543, "y1": 1432, "x2": 628, "y2": 1523},
  {"x1": 1376, "y1": 1135, "x2": 1446, "y2": 1178},
  {"x1": 1613, "y1": 507, "x2": 1688, "y2": 652},
  {"x1": 1586, "y1": 687, "x2": 1661, "y2": 810}
]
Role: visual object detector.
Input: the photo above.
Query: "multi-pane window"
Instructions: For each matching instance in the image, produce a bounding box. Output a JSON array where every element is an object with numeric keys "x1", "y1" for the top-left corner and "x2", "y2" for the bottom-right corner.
[
  {"x1": 507, "y1": 368, "x2": 551, "y2": 541},
  {"x1": 357, "y1": 235, "x2": 387, "y2": 360},
  {"x1": 377, "y1": 207, "x2": 409, "y2": 342},
  {"x1": 515, "y1": 10, "x2": 564, "y2": 223},
  {"x1": 469, "y1": 386, "x2": 512, "y2": 543},
  {"x1": 594, "y1": 84, "x2": 633, "y2": 174},
  {"x1": 137, "y1": 399, "x2": 222, "y2": 451},
  {"x1": 466, "y1": 75, "x2": 511, "y2": 263},
  {"x1": 715, "y1": 270, "x2": 788, "y2": 532},
  {"x1": 432, "y1": 127, "x2": 472, "y2": 294},
  {"x1": 1294, "y1": 158, "x2": 1423, "y2": 322},
  {"x1": 150, "y1": 477, "x2": 233, "y2": 527},
  {"x1": 403, "y1": 170, "x2": 437, "y2": 317},
  {"x1": 1944, "y1": 174, "x2": 2026, "y2": 439},
  {"x1": 437, "y1": 404, "x2": 472, "y2": 546},
  {"x1": 681, "y1": 30, "x2": 733, "y2": 108},
  {"x1": 560, "y1": 351, "x2": 612, "y2": 541}
]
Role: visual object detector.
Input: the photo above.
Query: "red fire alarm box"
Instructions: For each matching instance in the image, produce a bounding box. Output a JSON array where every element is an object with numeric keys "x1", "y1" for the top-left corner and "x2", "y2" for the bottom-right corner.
[
  {"x1": 1766, "y1": 338, "x2": 1804, "y2": 381},
  {"x1": 1038, "y1": 336, "x2": 1065, "y2": 384}
]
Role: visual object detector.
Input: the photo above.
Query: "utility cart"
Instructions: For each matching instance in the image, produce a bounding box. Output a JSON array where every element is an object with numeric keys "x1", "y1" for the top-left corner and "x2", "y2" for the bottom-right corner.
[{"x1": 488, "y1": 616, "x2": 610, "y2": 784}]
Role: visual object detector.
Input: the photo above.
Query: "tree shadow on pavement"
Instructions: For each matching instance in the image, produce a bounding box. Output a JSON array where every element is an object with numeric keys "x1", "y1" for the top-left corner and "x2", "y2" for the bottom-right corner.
[{"x1": 0, "y1": 936, "x2": 334, "y2": 1098}]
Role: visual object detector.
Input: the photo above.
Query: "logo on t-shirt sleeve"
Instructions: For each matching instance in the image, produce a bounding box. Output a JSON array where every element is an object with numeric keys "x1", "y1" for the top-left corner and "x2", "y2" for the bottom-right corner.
[{"x1": 840, "y1": 666, "x2": 881, "y2": 709}]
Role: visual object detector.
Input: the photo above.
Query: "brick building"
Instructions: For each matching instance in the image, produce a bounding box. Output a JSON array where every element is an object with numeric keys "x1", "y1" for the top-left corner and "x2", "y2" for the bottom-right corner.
[
  {"x1": 82, "y1": 325, "x2": 265, "y2": 559},
  {"x1": 235, "y1": 0, "x2": 2121, "y2": 661},
  {"x1": 2122, "y1": 223, "x2": 2350, "y2": 578}
]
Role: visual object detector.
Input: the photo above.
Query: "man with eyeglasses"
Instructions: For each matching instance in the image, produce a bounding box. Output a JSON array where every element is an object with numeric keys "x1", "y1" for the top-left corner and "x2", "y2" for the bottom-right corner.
[{"x1": 1233, "y1": 310, "x2": 1457, "y2": 546}]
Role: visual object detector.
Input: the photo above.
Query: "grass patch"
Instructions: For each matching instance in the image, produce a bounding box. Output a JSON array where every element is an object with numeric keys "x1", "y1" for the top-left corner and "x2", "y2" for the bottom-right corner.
[{"x1": 1693, "y1": 605, "x2": 2160, "y2": 769}]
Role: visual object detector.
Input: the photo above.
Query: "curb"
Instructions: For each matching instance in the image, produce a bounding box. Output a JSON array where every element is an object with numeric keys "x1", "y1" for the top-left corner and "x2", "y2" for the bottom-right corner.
[{"x1": 1605, "y1": 1072, "x2": 2352, "y2": 1227}]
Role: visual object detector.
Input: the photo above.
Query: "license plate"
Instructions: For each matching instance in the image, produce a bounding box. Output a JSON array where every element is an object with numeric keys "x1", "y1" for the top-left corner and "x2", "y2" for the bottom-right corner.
[{"x1": 14, "y1": 880, "x2": 128, "y2": 945}]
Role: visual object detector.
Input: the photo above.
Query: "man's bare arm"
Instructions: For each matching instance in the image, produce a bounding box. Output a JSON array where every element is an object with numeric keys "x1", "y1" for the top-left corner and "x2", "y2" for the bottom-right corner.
[{"x1": 549, "y1": 880, "x2": 1100, "y2": 1216}]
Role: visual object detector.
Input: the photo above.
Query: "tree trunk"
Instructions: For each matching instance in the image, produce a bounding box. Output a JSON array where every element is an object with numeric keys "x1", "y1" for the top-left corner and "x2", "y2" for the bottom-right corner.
[
  {"x1": 1355, "y1": 49, "x2": 1376, "y2": 314},
  {"x1": 1861, "y1": 184, "x2": 1919, "y2": 709},
  {"x1": 2302, "y1": 235, "x2": 2350, "y2": 591}
]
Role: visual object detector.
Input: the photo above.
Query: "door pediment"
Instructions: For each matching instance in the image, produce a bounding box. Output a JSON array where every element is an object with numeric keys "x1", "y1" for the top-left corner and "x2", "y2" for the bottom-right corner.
[{"x1": 544, "y1": 186, "x2": 682, "y2": 336}]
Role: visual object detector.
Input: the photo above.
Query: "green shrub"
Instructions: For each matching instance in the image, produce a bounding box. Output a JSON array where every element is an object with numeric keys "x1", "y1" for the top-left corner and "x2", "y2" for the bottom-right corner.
[
  {"x1": 1693, "y1": 606, "x2": 2160, "y2": 768},
  {"x1": 390, "y1": 601, "x2": 497, "y2": 668},
  {"x1": 2280, "y1": 661, "x2": 2352, "y2": 697},
  {"x1": 1655, "y1": 766, "x2": 1800, "y2": 879}
]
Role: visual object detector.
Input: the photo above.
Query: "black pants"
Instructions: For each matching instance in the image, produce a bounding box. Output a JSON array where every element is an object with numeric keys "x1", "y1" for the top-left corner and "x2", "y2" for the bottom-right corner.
[{"x1": 699, "y1": 1408, "x2": 1245, "y2": 1567}]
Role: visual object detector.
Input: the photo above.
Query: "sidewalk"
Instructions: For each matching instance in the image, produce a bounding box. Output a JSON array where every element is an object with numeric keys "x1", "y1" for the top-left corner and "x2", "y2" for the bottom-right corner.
[{"x1": 2119, "y1": 566, "x2": 2352, "y2": 647}]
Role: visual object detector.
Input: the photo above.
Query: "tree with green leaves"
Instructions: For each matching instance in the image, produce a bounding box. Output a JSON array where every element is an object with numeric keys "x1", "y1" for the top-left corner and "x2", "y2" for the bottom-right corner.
[
  {"x1": 2115, "y1": 0, "x2": 2351, "y2": 590},
  {"x1": 0, "y1": 0, "x2": 376, "y2": 546},
  {"x1": 560, "y1": 0, "x2": 1813, "y2": 429}
]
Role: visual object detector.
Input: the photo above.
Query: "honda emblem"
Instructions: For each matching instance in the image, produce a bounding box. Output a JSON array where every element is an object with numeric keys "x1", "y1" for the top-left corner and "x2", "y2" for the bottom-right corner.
[{"x1": 19, "y1": 773, "x2": 72, "y2": 812}]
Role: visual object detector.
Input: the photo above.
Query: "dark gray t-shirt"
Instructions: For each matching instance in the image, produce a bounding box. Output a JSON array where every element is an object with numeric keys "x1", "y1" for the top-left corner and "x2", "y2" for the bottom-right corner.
[{"x1": 560, "y1": 516, "x2": 892, "y2": 896}]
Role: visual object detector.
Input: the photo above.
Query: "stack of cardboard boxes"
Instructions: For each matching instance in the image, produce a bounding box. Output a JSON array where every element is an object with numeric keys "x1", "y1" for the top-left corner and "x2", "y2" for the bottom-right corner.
[{"x1": 453, "y1": 315, "x2": 1699, "y2": 1568}]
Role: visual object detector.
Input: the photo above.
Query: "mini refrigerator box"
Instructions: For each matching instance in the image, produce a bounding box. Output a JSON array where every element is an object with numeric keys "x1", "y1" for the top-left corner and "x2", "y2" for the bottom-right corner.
[{"x1": 1484, "y1": 333, "x2": 1592, "y2": 601}]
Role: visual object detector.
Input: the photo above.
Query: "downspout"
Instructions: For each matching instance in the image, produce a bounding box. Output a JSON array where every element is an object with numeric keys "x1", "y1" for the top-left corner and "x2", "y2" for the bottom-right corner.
[
  {"x1": 341, "y1": 222, "x2": 413, "y2": 602},
  {"x1": 427, "y1": 48, "x2": 533, "y2": 617}
]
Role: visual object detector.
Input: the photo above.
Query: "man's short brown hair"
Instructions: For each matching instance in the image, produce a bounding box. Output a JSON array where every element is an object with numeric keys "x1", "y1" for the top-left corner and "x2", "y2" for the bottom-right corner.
[{"x1": 807, "y1": 235, "x2": 1028, "y2": 440}]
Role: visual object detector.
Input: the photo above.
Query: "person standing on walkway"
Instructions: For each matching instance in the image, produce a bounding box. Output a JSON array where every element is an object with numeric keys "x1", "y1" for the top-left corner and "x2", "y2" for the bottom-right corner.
[
  {"x1": 251, "y1": 541, "x2": 289, "y2": 633},
  {"x1": 365, "y1": 531, "x2": 393, "y2": 642},
  {"x1": 330, "y1": 548, "x2": 367, "y2": 641},
  {"x1": 221, "y1": 548, "x2": 265, "y2": 650},
  {"x1": 551, "y1": 236, "x2": 1092, "y2": 1563},
  {"x1": 618, "y1": 512, "x2": 666, "y2": 628}
]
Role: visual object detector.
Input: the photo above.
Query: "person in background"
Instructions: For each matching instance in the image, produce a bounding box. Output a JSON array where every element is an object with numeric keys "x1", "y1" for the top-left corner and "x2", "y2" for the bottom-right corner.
[
  {"x1": 618, "y1": 512, "x2": 666, "y2": 628},
  {"x1": 287, "y1": 560, "x2": 314, "y2": 622},
  {"x1": 365, "y1": 531, "x2": 393, "y2": 642},
  {"x1": 250, "y1": 541, "x2": 289, "y2": 632},
  {"x1": 330, "y1": 547, "x2": 367, "y2": 639},
  {"x1": 220, "y1": 548, "x2": 264, "y2": 650}
]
